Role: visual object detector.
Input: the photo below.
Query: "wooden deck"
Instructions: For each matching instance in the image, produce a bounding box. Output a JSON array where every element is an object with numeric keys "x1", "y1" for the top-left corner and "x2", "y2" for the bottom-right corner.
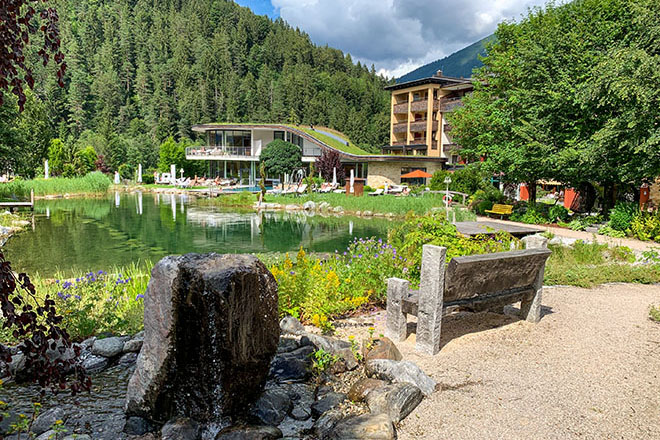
[
  {"x1": 0, "y1": 189, "x2": 34, "y2": 211},
  {"x1": 455, "y1": 220, "x2": 544, "y2": 237}
]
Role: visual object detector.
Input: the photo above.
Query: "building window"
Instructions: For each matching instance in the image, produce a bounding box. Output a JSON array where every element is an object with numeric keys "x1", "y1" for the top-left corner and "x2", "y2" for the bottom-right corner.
[
  {"x1": 225, "y1": 130, "x2": 251, "y2": 148},
  {"x1": 274, "y1": 131, "x2": 285, "y2": 140}
]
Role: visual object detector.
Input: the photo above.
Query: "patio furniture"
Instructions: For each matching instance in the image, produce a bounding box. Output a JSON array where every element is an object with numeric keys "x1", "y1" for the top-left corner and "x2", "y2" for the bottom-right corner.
[
  {"x1": 368, "y1": 188, "x2": 384, "y2": 196},
  {"x1": 485, "y1": 204, "x2": 514, "y2": 219}
]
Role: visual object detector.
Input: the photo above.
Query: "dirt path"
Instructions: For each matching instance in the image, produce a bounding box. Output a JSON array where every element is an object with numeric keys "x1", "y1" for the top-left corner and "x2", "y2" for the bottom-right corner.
[{"x1": 338, "y1": 283, "x2": 660, "y2": 439}]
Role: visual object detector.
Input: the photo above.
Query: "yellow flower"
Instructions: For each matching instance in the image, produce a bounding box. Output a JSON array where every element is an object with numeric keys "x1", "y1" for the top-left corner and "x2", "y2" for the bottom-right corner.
[
  {"x1": 55, "y1": 419, "x2": 64, "y2": 425},
  {"x1": 348, "y1": 335, "x2": 355, "y2": 341}
]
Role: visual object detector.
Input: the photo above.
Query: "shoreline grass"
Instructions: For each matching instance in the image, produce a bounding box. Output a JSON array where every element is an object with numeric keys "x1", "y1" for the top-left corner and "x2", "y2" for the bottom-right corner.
[{"x1": 0, "y1": 172, "x2": 112, "y2": 200}]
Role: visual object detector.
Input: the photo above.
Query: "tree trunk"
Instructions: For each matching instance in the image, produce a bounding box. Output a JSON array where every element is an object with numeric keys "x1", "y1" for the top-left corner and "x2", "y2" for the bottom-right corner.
[
  {"x1": 527, "y1": 181, "x2": 537, "y2": 205},
  {"x1": 603, "y1": 182, "x2": 616, "y2": 217}
]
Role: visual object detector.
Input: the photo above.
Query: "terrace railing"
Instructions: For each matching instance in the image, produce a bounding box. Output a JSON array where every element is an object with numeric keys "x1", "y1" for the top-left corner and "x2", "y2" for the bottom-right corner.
[{"x1": 186, "y1": 146, "x2": 253, "y2": 158}]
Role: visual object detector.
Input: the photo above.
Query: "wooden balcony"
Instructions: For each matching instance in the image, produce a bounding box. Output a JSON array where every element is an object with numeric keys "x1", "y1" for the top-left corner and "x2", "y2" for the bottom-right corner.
[
  {"x1": 393, "y1": 102, "x2": 408, "y2": 114},
  {"x1": 393, "y1": 122, "x2": 408, "y2": 133},
  {"x1": 440, "y1": 98, "x2": 463, "y2": 112}
]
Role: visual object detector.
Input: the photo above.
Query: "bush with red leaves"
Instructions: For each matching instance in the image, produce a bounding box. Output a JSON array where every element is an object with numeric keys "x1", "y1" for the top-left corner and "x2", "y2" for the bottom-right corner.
[
  {"x1": 0, "y1": 0, "x2": 66, "y2": 111},
  {"x1": 0, "y1": 251, "x2": 89, "y2": 394}
]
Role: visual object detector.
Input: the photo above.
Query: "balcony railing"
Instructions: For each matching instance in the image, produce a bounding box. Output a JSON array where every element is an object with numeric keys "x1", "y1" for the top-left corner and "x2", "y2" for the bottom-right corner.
[
  {"x1": 440, "y1": 98, "x2": 464, "y2": 112},
  {"x1": 393, "y1": 102, "x2": 408, "y2": 114},
  {"x1": 393, "y1": 122, "x2": 408, "y2": 133},
  {"x1": 186, "y1": 146, "x2": 252, "y2": 157},
  {"x1": 410, "y1": 99, "x2": 430, "y2": 112}
]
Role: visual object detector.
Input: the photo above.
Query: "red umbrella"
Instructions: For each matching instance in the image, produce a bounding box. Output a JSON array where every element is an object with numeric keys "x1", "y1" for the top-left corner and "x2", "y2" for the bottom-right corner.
[{"x1": 400, "y1": 169, "x2": 433, "y2": 179}]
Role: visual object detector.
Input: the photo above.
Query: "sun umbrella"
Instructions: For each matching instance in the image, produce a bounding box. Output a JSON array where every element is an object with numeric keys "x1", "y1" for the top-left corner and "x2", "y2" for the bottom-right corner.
[
  {"x1": 332, "y1": 167, "x2": 337, "y2": 186},
  {"x1": 400, "y1": 169, "x2": 433, "y2": 179}
]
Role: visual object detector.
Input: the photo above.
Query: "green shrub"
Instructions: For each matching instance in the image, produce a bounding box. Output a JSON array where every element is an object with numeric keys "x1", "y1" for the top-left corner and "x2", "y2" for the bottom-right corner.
[
  {"x1": 598, "y1": 224, "x2": 626, "y2": 238},
  {"x1": 548, "y1": 204, "x2": 570, "y2": 222},
  {"x1": 609, "y1": 202, "x2": 638, "y2": 232},
  {"x1": 141, "y1": 174, "x2": 155, "y2": 184},
  {"x1": 0, "y1": 172, "x2": 111, "y2": 199},
  {"x1": 476, "y1": 200, "x2": 493, "y2": 215},
  {"x1": 388, "y1": 213, "x2": 519, "y2": 280},
  {"x1": 650, "y1": 305, "x2": 660, "y2": 322},
  {"x1": 118, "y1": 163, "x2": 133, "y2": 180},
  {"x1": 630, "y1": 212, "x2": 660, "y2": 241}
]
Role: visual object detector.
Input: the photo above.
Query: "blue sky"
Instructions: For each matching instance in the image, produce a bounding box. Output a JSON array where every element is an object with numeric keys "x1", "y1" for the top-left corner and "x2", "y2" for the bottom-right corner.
[{"x1": 234, "y1": 0, "x2": 548, "y2": 78}]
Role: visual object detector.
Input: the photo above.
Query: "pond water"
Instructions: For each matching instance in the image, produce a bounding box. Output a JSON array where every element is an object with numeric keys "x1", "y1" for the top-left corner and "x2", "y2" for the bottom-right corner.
[{"x1": 3, "y1": 192, "x2": 393, "y2": 277}]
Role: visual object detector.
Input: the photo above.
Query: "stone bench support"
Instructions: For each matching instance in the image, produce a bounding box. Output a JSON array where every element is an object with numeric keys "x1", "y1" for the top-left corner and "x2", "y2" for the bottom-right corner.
[{"x1": 386, "y1": 234, "x2": 550, "y2": 355}]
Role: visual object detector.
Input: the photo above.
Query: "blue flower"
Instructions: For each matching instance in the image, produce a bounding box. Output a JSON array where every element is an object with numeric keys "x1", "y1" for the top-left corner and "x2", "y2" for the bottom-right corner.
[{"x1": 136, "y1": 294, "x2": 145, "y2": 300}]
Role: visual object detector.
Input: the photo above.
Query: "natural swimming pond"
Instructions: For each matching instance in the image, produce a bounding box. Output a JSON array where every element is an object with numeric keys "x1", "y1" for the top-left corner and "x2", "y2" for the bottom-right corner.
[{"x1": 3, "y1": 192, "x2": 393, "y2": 277}]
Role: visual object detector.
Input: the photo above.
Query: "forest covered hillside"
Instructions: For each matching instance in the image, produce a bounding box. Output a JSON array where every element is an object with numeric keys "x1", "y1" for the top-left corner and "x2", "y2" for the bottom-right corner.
[
  {"x1": 397, "y1": 36, "x2": 492, "y2": 82},
  {"x1": 0, "y1": 0, "x2": 392, "y2": 176}
]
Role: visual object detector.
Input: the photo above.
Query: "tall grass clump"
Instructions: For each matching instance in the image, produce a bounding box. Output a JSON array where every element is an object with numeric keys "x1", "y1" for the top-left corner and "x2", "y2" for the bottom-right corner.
[{"x1": 0, "y1": 172, "x2": 111, "y2": 200}]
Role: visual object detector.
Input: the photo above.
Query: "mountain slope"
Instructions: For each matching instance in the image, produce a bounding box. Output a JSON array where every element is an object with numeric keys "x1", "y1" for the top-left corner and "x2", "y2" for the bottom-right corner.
[{"x1": 397, "y1": 35, "x2": 493, "y2": 82}]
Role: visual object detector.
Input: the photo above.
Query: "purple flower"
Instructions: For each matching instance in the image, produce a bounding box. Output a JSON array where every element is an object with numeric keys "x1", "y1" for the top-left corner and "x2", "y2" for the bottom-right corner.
[
  {"x1": 136, "y1": 294, "x2": 145, "y2": 300},
  {"x1": 289, "y1": 271, "x2": 295, "y2": 275},
  {"x1": 74, "y1": 295, "x2": 81, "y2": 300}
]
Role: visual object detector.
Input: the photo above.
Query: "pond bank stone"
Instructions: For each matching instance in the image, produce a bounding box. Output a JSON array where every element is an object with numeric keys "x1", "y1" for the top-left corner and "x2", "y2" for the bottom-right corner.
[
  {"x1": 366, "y1": 383, "x2": 423, "y2": 423},
  {"x1": 330, "y1": 413, "x2": 394, "y2": 440},
  {"x1": 215, "y1": 425, "x2": 283, "y2": 440},
  {"x1": 365, "y1": 359, "x2": 437, "y2": 396},
  {"x1": 92, "y1": 337, "x2": 124, "y2": 358},
  {"x1": 32, "y1": 407, "x2": 65, "y2": 435},
  {"x1": 125, "y1": 253, "x2": 279, "y2": 424}
]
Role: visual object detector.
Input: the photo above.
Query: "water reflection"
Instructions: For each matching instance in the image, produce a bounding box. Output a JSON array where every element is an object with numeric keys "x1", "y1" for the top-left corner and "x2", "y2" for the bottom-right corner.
[{"x1": 3, "y1": 192, "x2": 392, "y2": 277}]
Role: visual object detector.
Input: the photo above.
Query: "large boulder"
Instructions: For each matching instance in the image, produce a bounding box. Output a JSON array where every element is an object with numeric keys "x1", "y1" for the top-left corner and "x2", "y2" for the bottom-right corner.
[{"x1": 125, "y1": 253, "x2": 279, "y2": 424}]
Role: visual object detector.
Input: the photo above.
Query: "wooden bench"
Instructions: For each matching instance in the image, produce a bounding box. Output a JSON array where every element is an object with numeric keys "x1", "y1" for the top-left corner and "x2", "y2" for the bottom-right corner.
[
  {"x1": 484, "y1": 203, "x2": 513, "y2": 218},
  {"x1": 385, "y1": 235, "x2": 551, "y2": 355}
]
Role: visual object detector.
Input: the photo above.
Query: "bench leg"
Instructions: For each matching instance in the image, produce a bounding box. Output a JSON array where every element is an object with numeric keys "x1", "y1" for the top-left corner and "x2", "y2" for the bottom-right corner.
[
  {"x1": 416, "y1": 245, "x2": 447, "y2": 355},
  {"x1": 520, "y1": 286, "x2": 542, "y2": 323},
  {"x1": 521, "y1": 234, "x2": 548, "y2": 323},
  {"x1": 385, "y1": 278, "x2": 409, "y2": 342}
]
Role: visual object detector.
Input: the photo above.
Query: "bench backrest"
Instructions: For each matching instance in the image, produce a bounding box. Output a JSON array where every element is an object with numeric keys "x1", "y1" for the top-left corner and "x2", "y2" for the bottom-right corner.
[
  {"x1": 491, "y1": 204, "x2": 513, "y2": 213},
  {"x1": 443, "y1": 248, "x2": 551, "y2": 303}
]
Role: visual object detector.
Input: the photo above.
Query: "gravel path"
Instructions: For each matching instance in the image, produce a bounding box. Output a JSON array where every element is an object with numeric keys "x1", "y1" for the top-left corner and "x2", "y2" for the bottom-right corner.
[
  {"x1": 340, "y1": 283, "x2": 660, "y2": 439},
  {"x1": 475, "y1": 216, "x2": 658, "y2": 252}
]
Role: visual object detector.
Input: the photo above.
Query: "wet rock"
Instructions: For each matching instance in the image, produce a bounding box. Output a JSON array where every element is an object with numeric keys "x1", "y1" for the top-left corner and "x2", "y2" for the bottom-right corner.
[
  {"x1": 313, "y1": 409, "x2": 343, "y2": 439},
  {"x1": 251, "y1": 388, "x2": 292, "y2": 426},
  {"x1": 124, "y1": 416, "x2": 156, "y2": 435},
  {"x1": 348, "y1": 378, "x2": 388, "y2": 402},
  {"x1": 280, "y1": 316, "x2": 305, "y2": 335},
  {"x1": 362, "y1": 210, "x2": 373, "y2": 217},
  {"x1": 303, "y1": 201, "x2": 316, "y2": 211},
  {"x1": 92, "y1": 337, "x2": 124, "y2": 358},
  {"x1": 215, "y1": 425, "x2": 283, "y2": 440},
  {"x1": 123, "y1": 338, "x2": 143, "y2": 353},
  {"x1": 318, "y1": 202, "x2": 331, "y2": 211},
  {"x1": 364, "y1": 337, "x2": 403, "y2": 362},
  {"x1": 269, "y1": 356, "x2": 310, "y2": 383},
  {"x1": 366, "y1": 383, "x2": 423, "y2": 423},
  {"x1": 284, "y1": 204, "x2": 300, "y2": 211},
  {"x1": 330, "y1": 413, "x2": 395, "y2": 440},
  {"x1": 281, "y1": 383, "x2": 315, "y2": 421},
  {"x1": 277, "y1": 336, "x2": 300, "y2": 354},
  {"x1": 125, "y1": 254, "x2": 279, "y2": 424},
  {"x1": 365, "y1": 359, "x2": 436, "y2": 396},
  {"x1": 119, "y1": 352, "x2": 138, "y2": 366},
  {"x1": 277, "y1": 415, "x2": 314, "y2": 437},
  {"x1": 332, "y1": 206, "x2": 344, "y2": 213},
  {"x1": 311, "y1": 392, "x2": 347, "y2": 418},
  {"x1": 161, "y1": 417, "x2": 200, "y2": 440},
  {"x1": 62, "y1": 436, "x2": 92, "y2": 440},
  {"x1": 33, "y1": 407, "x2": 65, "y2": 435},
  {"x1": 81, "y1": 354, "x2": 109, "y2": 373}
]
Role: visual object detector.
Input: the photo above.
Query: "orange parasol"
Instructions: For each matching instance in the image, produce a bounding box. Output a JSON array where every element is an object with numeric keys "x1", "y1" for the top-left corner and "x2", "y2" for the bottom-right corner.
[{"x1": 400, "y1": 169, "x2": 433, "y2": 179}]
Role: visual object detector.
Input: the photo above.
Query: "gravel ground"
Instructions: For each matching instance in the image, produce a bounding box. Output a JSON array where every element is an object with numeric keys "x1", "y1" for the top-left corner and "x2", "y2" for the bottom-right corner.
[{"x1": 337, "y1": 283, "x2": 660, "y2": 439}]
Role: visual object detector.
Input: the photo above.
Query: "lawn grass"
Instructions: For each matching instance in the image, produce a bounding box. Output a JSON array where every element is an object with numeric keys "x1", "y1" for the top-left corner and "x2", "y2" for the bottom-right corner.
[
  {"x1": 291, "y1": 125, "x2": 370, "y2": 156},
  {"x1": 263, "y1": 192, "x2": 475, "y2": 218},
  {"x1": 544, "y1": 241, "x2": 660, "y2": 287},
  {"x1": 0, "y1": 172, "x2": 111, "y2": 199}
]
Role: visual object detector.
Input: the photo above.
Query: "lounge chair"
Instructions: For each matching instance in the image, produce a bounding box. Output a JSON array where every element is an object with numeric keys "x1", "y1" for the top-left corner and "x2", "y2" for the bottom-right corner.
[
  {"x1": 320, "y1": 183, "x2": 337, "y2": 193},
  {"x1": 368, "y1": 188, "x2": 384, "y2": 196},
  {"x1": 296, "y1": 184, "x2": 308, "y2": 194},
  {"x1": 387, "y1": 185, "x2": 404, "y2": 194},
  {"x1": 333, "y1": 188, "x2": 345, "y2": 194}
]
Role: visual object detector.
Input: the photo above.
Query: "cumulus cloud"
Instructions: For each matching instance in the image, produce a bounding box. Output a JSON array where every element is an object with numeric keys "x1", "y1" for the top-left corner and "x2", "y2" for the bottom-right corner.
[{"x1": 272, "y1": 0, "x2": 548, "y2": 77}]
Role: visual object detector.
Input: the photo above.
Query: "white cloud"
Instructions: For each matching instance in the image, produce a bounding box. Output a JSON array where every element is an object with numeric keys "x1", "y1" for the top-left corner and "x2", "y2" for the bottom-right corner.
[{"x1": 272, "y1": 0, "x2": 548, "y2": 78}]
